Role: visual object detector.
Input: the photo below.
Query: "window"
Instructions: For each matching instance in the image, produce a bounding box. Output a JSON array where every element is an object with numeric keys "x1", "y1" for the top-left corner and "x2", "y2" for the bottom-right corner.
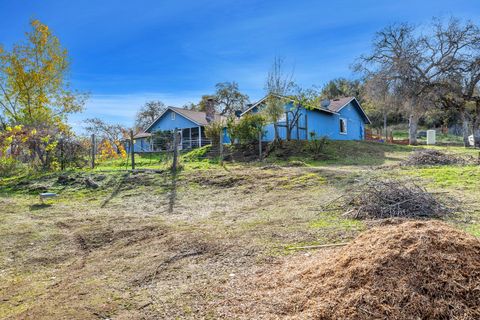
[
  {"x1": 339, "y1": 118, "x2": 347, "y2": 134},
  {"x1": 171, "y1": 112, "x2": 176, "y2": 120}
]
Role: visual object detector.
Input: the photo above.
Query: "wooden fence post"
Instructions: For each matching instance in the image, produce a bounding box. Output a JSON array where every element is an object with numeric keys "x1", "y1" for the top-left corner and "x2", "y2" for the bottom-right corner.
[
  {"x1": 172, "y1": 128, "x2": 178, "y2": 171},
  {"x1": 130, "y1": 130, "x2": 135, "y2": 170},
  {"x1": 258, "y1": 130, "x2": 262, "y2": 160},
  {"x1": 219, "y1": 131, "x2": 224, "y2": 165},
  {"x1": 91, "y1": 134, "x2": 95, "y2": 169}
]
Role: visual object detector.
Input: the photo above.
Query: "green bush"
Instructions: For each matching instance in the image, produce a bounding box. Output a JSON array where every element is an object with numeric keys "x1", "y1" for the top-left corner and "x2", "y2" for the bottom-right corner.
[
  {"x1": 182, "y1": 145, "x2": 212, "y2": 162},
  {"x1": 307, "y1": 132, "x2": 329, "y2": 159},
  {"x1": 0, "y1": 157, "x2": 23, "y2": 177},
  {"x1": 205, "y1": 121, "x2": 224, "y2": 146},
  {"x1": 227, "y1": 113, "x2": 266, "y2": 144}
]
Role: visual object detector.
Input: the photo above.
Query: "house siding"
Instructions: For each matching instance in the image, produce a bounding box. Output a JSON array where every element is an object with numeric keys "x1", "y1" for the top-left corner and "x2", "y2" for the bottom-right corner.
[
  {"x1": 307, "y1": 102, "x2": 365, "y2": 140},
  {"x1": 248, "y1": 100, "x2": 366, "y2": 142},
  {"x1": 132, "y1": 137, "x2": 151, "y2": 152}
]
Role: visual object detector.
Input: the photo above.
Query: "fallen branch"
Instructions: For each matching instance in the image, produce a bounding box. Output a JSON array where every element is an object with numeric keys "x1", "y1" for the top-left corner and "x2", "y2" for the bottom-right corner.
[{"x1": 287, "y1": 242, "x2": 349, "y2": 250}]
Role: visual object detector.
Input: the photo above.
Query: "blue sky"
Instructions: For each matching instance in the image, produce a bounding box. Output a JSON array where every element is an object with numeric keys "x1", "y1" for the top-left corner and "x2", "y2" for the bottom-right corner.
[{"x1": 1, "y1": 0, "x2": 480, "y2": 132}]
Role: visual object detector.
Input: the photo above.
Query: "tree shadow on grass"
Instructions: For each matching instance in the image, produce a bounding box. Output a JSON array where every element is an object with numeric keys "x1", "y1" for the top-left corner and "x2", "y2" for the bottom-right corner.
[
  {"x1": 29, "y1": 203, "x2": 52, "y2": 210},
  {"x1": 100, "y1": 172, "x2": 130, "y2": 208},
  {"x1": 168, "y1": 171, "x2": 178, "y2": 214}
]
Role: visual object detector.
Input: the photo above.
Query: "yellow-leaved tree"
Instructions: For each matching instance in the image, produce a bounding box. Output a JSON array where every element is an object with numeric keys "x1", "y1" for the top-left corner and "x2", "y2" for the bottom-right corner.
[{"x1": 0, "y1": 19, "x2": 86, "y2": 169}]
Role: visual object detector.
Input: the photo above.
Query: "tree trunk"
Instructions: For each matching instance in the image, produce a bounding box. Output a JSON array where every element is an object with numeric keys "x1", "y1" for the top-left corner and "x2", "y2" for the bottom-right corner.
[
  {"x1": 473, "y1": 101, "x2": 480, "y2": 148},
  {"x1": 408, "y1": 113, "x2": 419, "y2": 145},
  {"x1": 383, "y1": 107, "x2": 387, "y2": 142},
  {"x1": 273, "y1": 123, "x2": 279, "y2": 143},
  {"x1": 460, "y1": 109, "x2": 471, "y2": 148},
  {"x1": 285, "y1": 112, "x2": 290, "y2": 141}
]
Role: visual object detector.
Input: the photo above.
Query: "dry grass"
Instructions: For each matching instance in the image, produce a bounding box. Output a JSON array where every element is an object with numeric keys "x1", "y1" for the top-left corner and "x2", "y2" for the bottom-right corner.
[
  {"x1": 1, "y1": 144, "x2": 479, "y2": 319},
  {"x1": 0, "y1": 166, "x2": 346, "y2": 319}
]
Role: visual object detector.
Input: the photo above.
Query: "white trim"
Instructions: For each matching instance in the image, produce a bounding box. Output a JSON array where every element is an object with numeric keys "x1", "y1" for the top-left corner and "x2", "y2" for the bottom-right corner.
[
  {"x1": 171, "y1": 112, "x2": 175, "y2": 120},
  {"x1": 145, "y1": 107, "x2": 203, "y2": 133},
  {"x1": 335, "y1": 97, "x2": 371, "y2": 124},
  {"x1": 339, "y1": 118, "x2": 348, "y2": 134},
  {"x1": 198, "y1": 126, "x2": 201, "y2": 147},
  {"x1": 240, "y1": 95, "x2": 269, "y2": 116}
]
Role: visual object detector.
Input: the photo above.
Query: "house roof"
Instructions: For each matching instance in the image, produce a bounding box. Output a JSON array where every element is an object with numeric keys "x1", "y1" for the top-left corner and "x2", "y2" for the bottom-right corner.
[
  {"x1": 133, "y1": 131, "x2": 152, "y2": 139},
  {"x1": 170, "y1": 107, "x2": 227, "y2": 126},
  {"x1": 241, "y1": 94, "x2": 370, "y2": 124},
  {"x1": 145, "y1": 106, "x2": 227, "y2": 132},
  {"x1": 327, "y1": 97, "x2": 355, "y2": 112},
  {"x1": 240, "y1": 93, "x2": 338, "y2": 116},
  {"x1": 326, "y1": 97, "x2": 371, "y2": 124}
]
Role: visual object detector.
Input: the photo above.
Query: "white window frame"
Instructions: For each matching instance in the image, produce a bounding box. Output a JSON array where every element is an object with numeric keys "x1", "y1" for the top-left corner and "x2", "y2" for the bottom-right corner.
[
  {"x1": 339, "y1": 118, "x2": 347, "y2": 134},
  {"x1": 171, "y1": 112, "x2": 176, "y2": 120}
]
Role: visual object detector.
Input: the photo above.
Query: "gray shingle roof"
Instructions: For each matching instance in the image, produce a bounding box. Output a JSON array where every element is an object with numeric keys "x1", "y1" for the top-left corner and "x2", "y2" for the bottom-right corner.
[
  {"x1": 326, "y1": 97, "x2": 355, "y2": 112},
  {"x1": 169, "y1": 107, "x2": 227, "y2": 126}
]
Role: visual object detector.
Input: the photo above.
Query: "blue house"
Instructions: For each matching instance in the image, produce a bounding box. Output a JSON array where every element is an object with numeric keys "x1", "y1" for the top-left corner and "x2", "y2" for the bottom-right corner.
[
  {"x1": 131, "y1": 107, "x2": 227, "y2": 152},
  {"x1": 241, "y1": 95, "x2": 371, "y2": 141},
  {"x1": 131, "y1": 95, "x2": 370, "y2": 153}
]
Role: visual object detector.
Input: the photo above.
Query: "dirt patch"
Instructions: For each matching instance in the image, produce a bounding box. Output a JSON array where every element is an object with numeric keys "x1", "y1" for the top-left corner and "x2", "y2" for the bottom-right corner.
[
  {"x1": 228, "y1": 143, "x2": 266, "y2": 162},
  {"x1": 73, "y1": 224, "x2": 166, "y2": 252},
  {"x1": 216, "y1": 221, "x2": 480, "y2": 320},
  {"x1": 190, "y1": 171, "x2": 247, "y2": 188}
]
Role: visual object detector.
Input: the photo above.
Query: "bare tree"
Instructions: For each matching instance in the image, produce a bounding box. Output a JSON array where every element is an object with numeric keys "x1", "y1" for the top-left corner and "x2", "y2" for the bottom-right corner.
[
  {"x1": 135, "y1": 101, "x2": 166, "y2": 131},
  {"x1": 364, "y1": 72, "x2": 395, "y2": 140},
  {"x1": 435, "y1": 63, "x2": 479, "y2": 147},
  {"x1": 358, "y1": 18, "x2": 479, "y2": 145},
  {"x1": 264, "y1": 57, "x2": 295, "y2": 142},
  {"x1": 84, "y1": 118, "x2": 127, "y2": 153}
]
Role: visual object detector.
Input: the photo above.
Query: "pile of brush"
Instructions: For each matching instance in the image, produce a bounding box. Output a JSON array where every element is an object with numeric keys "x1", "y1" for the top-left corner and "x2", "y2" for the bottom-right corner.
[
  {"x1": 341, "y1": 179, "x2": 456, "y2": 219},
  {"x1": 402, "y1": 149, "x2": 470, "y2": 166}
]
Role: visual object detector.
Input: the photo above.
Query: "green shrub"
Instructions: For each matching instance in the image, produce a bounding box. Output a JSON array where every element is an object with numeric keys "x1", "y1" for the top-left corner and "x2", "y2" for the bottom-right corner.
[
  {"x1": 182, "y1": 145, "x2": 212, "y2": 162},
  {"x1": 228, "y1": 113, "x2": 266, "y2": 145},
  {"x1": 0, "y1": 157, "x2": 23, "y2": 177},
  {"x1": 307, "y1": 132, "x2": 329, "y2": 159},
  {"x1": 205, "y1": 121, "x2": 224, "y2": 146}
]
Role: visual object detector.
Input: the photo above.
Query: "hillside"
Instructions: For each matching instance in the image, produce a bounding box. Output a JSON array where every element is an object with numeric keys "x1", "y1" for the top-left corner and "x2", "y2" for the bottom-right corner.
[{"x1": 1, "y1": 141, "x2": 479, "y2": 319}]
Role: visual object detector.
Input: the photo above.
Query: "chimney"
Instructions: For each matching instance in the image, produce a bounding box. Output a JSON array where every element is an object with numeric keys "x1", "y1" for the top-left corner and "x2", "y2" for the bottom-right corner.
[{"x1": 205, "y1": 97, "x2": 216, "y2": 123}]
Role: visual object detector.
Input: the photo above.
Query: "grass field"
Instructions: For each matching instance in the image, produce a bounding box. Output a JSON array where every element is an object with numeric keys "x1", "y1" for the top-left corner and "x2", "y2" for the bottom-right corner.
[{"x1": 1, "y1": 140, "x2": 479, "y2": 319}]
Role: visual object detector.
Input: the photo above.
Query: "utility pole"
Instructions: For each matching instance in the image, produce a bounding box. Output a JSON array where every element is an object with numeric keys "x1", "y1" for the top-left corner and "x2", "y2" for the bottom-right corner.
[
  {"x1": 130, "y1": 130, "x2": 135, "y2": 170},
  {"x1": 91, "y1": 134, "x2": 95, "y2": 169}
]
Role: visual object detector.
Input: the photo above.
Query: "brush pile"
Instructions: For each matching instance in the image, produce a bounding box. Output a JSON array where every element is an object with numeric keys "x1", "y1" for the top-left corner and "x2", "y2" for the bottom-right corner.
[
  {"x1": 218, "y1": 221, "x2": 480, "y2": 320},
  {"x1": 342, "y1": 179, "x2": 455, "y2": 219},
  {"x1": 402, "y1": 149, "x2": 469, "y2": 166}
]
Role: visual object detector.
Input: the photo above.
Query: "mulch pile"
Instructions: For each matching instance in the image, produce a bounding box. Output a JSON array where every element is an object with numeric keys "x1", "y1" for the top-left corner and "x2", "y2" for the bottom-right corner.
[
  {"x1": 342, "y1": 179, "x2": 456, "y2": 219},
  {"x1": 402, "y1": 149, "x2": 471, "y2": 166},
  {"x1": 217, "y1": 221, "x2": 480, "y2": 319}
]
